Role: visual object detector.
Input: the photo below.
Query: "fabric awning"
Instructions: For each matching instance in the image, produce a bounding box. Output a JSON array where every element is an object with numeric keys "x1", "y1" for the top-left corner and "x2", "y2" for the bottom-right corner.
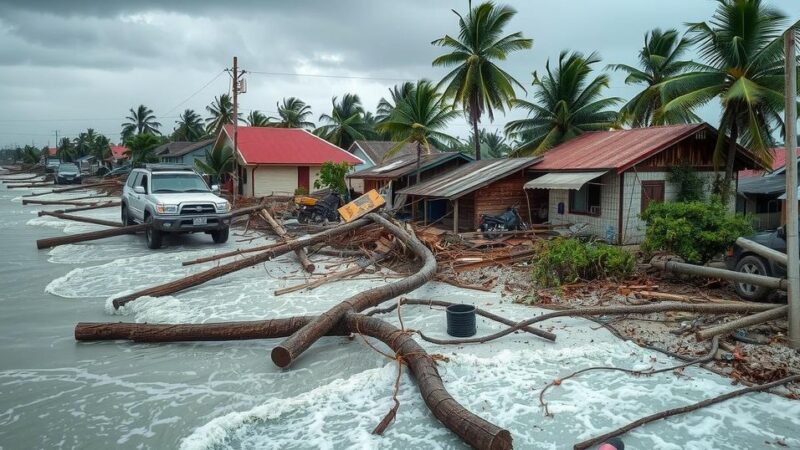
[{"x1": 524, "y1": 171, "x2": 607, "y2": 190}]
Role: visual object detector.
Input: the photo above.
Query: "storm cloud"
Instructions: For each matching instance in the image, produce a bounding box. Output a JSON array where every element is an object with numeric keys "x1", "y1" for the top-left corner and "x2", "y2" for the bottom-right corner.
[{"x1": 0, "y1": 0, "x2": 739, "y2": 147}]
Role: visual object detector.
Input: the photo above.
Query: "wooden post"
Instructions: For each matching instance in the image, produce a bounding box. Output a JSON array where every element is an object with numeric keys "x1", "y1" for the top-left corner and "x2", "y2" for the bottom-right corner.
[
  {"x1": 453, "y1": 198, "x2": 459, "y2": 233},
  {"x1": 36, "y1": 224, "x2": 147, "y2": 249},
  {"x1": 423, "y1": 199, "x2": 428, "y2": 225},
  {"x1": 653, "y1": 259, "x2": 788, "y2": 290},
  {"x1": 784, "y1": 29, "x2": 799, "y2": 349}
]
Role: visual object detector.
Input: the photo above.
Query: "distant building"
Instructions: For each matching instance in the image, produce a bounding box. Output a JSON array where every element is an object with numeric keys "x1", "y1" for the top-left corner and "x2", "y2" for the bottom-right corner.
[
  {"x1": 155, "y1": 139, "x2": 214, "y2": 166},
  {"x1": 107, "y1": 145, "x2": 129, "y2": 166},
  {"x1": 215, "y1": 125, "x2": 362, "y2": 197},
  {"x1": 346, "y1": 140, "x2": 441, "y2": 193}
]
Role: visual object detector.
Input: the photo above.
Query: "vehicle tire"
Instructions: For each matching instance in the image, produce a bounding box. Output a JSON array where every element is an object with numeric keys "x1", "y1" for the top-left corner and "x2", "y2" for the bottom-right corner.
[
  {"x1": 121, "y1": 205, "x2": 135, "y2": 226},
  {"x1": 297, "y1": 211, "x2": 309, "y2": 224},
  {"x1": 145, "y1": 215, "x2": 162, "y2": 249},
  {"x1": 734, "y1": 255, "x2": 772, "y2": 302},
  {"x1": 211, "y1": 227, "x2": 229, "y2": 244}
]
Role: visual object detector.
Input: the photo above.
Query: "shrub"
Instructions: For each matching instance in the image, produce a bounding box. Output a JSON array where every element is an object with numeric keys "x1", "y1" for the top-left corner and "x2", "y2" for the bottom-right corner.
[
  {"x1": 313, "y1": 161, "x2": 350, "y2": 194},
  {"x1": 668, "y1": 164, "x2": 705, "y2": 202},
  {"x1": 531, "y1": 238, "x2": 635, "y2": 287},
  {"x1": 640, "y1": 200, "x2": 752, "y2": 264}
]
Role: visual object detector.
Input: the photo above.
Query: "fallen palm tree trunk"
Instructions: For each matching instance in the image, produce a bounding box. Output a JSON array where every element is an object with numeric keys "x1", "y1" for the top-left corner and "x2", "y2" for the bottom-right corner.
[
  {"x1": 573, "y1": 373, "x2": 800, "y2": 450},
  {"x1": 695, "y1": 306, "x2": 788, "y2": 341},
  {"x1": 182, "y1": 241, "x2": 284, "y2": 266},
  {"x1": 112, "y1": 217, "x2": 372, "y2": 309},
  {"x1": 260, "y1": 208, "x2": 314, "y2": 273},
  {"x1": 275, "y1": 249, "x2": 392, "y2": 296},
  {"x1": 22, "y1": 181, "x2": 118, "y2": 197},
  {"x1": 36, "y1": 224, "x2": 146, "y2": 250},
  {"x1": 22, "y1": 198, "x2": 99, "y2": 206},
  {"x1": 271, "y1": 214, "x2": 437, "y2": 368},
  {"x1": 418, "y1": 303, "x2": 783, "y2": 345},
  {"x1": 75, "y1": 313, "x2": 512, "y2": 450},
  {"x1": 55, "y1": 201, "x2": 121, "y2": 214},
  {"x1": 230, "y1": 204, "x2": 274, "y2": 218},
  {"x1": 736, "y1": 237, "x2": 788, "y2": 265},
  {"x1": 6, "y1": 182, "x2": 53, "y2": 189},
  {"x1": 653, "y1": 259, "x2": 788, "y2": 290},
  {"x1": 0, "y1": 174, "x2": 41, "y2": 181},
  {"x1": 38, "y1": 211, "x2": 122, "y2": 228},
  {"x1": 369, "y1": 298, "x2": 557, "y2": 342}
]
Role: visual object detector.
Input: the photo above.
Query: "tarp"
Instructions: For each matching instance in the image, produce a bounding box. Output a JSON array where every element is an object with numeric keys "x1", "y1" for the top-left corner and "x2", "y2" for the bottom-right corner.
[{"x1": 524, "y1": 171, "x2": 607, "y2": 190}]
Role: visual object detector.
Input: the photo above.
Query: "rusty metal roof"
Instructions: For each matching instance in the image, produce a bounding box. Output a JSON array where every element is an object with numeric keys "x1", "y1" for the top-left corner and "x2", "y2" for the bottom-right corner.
[
  {"x1": 350, "y1": 140, "x2": 440, "y2": 165},
  {"x1": 347, "y1": 152, "x2": 470, "y2": 180},
  {"x1": 397, "y1": 157, "x2": 541, "y2": 199},
  {"x1": 531, "y1": 123, "x2": 762, "y2": 173}
]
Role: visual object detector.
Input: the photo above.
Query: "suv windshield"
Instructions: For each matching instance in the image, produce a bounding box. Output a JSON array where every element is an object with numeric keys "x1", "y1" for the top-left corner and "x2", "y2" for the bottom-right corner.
[
  {"x1": 151, "y1": 173, "x2": 210, "y2": 193},
  {"x1": 58, "y1": 164, "x2": 78, "y2": 172}
]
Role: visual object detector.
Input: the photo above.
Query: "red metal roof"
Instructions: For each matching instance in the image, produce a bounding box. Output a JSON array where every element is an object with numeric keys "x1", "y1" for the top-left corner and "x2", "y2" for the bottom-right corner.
[
  {"x1": 46, "y1": 147, "x2": 58, "y2": 156},
  {"x1": 739, "y1": 147, "x2": 794, "y2": 178},
  {"x1": 221, "y1": 125, "x2": 362, "y2": 166},
  {"x1": 110, "y1": 145, "x2": 128, "y2": 160},
  {"x1": 532, "y1": 123, "x2": 736, "y2": 173}
]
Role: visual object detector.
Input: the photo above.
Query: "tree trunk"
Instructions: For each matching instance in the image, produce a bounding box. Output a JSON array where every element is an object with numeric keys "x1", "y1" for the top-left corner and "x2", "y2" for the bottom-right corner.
[
  {"x1": 271, "y1": 213, "x2": 437, "y2": 368},
  {"x1": 695, "y1": 306, "x2": 788, "y2": 341},
  {"x1": 36, "y1": 224, "x2": 147, "y2": 250},
  {"x1": 52, "y1": 201, "x2": 121, "y2": 214},
  {"x1": 415, "y1": 142, "x2": 422, "y2": 185},
  {"x1": 722, "y1": 121, "x2": 739, "y2": 200},
  {"x1": 111, "y1": 217, "x2": 371, "y2": 309},
  {"x1": 259, "y1": 209, "x2": 314, "y2": 273},
  {"x1": 471, "y1": 98, "x2": 481, "y2": 161},
  {"x1": 38, "y1": 211, "x2": 122, "y2": 228}
]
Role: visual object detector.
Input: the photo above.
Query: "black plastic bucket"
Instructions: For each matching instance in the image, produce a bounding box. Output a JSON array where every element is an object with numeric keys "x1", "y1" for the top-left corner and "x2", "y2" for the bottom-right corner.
[{"x1": 446, "y1": 304, "x2": 477, "y2": 337}]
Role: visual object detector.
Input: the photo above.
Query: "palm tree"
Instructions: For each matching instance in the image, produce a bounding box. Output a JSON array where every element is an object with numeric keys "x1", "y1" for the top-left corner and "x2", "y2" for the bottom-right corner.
[
  {"x1": 21, "y1": 146, "x2": 40, "y2": 165},
  {"x1": 92, "y1": 134, "x2": 111, "y2": 160},
  {"x1": 656, "y1": 0, "x2": 796, "y2": 198},
  {"x1": 269, "y1": 97, "x2": 315, "y2": 129},
  {"x1": 246, "y1": 110, "x2": 270, "y2": 127},
  {"x1": 124, "y1": 133, "x2": 161, "y2": 165},
  {"x1": 314, "y1": 94, "x2": 374, "y2": 149},
  {"x1": 195, "y1": 145, "x2": 234, "y2": 185},
  {"x1": 173, "y1": 109, "x2": 205, "y2": 141},
  {"x1": 58, "y1": 137, "x2": 76, "y2": 161},
  {"x1": 121, "y1": 105, "x2": 161, "y2": 142},
  {"x1": 432, "y1": 1, "x2": 532, "y2": 160},
  {"x1": 483, "y1": 130, "x2": 511, "y2": 158},
  {"x1": 609, "y1": 28, "x2": 700, "y2": 127},
  {"x1": 377, "y1": 80, "x2": 460, "y2": 183},
  {"x1": 205, "y1": 94, "x2": 241, "y2": 135},
  {"x1": 73, "y1": 132, "x2": 90, "y2": 158},
  {"x1": 505, "y1": 51, "x2": 621, "y2": 156},
  {"x1": 376, "y1": 82, "x2": 415, "y2": 123}
]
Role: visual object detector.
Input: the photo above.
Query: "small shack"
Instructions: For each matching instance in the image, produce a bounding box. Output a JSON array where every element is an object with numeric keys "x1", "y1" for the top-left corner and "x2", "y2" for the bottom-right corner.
[
  {"x1": 397, "y1": 157, "x2": 541, "y2": 232},
  {"x1": 346, "y1": 152, "x2": 471, "y2": 207},
  {"x1": 347, "y1": 140, "x2": 440, "y2": 193},
  {"x1": 524, "y1": 123, "x2": 764, "y2": 244},
  {"x1": 156, "y1": 139, "x2": 214, "y2": 166}
]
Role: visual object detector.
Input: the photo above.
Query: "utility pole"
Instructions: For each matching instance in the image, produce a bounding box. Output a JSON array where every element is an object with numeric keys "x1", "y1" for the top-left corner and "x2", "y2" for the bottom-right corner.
[
  {"x1": 784, "y1": 29, "x2": 799, "y2": 349},
  {"x1": 232, "y1": 56, "x2": 239, "y2": 206}
]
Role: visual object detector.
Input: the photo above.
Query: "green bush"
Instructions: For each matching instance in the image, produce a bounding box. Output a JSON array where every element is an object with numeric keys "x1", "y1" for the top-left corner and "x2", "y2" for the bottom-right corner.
[
  {"x1": 531, "y1": 238, "x2": 635, "y2": 287},
  {"x1": 640, "y1": 200, "x2": 752, "y2": 264},
  {"x1": 314, "y1": 161, "x2": 350, "y2": 194},
  {"x1": 668, "y1": 164, "x2": 705, "y2": 202}
]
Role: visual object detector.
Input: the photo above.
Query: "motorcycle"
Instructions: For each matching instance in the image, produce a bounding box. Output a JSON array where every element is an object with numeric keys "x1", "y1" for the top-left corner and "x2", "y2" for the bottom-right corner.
[
  {"x1": 297, "y1": 192, "x2": 342, "y2": 224},
  {"x1": 478, "y1": 206, "x2": 527, "y2": 239}
]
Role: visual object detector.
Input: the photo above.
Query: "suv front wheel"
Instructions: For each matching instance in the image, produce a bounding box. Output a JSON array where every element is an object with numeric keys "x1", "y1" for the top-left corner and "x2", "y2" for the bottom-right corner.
[
  {"x1": 145, "y1": 215, "x2": 163, "y2": 249},
  {"x1": 734, "y1": 255, "x2": 772, "y2": 302},
  {"x1": 211, "y1": 227, "x2": 229, "y2": 244},
  {"x1": 121, "y1": 205, "x2": 135, "y2": 226}
]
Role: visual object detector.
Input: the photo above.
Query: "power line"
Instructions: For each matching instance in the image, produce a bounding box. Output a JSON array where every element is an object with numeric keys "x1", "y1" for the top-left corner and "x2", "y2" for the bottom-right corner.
[
  {"x1": 161, "y1": 69, "x2": 228, "y2": 116},
  {"x1": 247, "y1": 70, "x2": 414, "y2": 82}
]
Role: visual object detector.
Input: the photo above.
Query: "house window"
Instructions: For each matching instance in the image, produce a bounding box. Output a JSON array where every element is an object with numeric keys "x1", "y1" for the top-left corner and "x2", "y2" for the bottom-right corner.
[
  {"x1": 569, "y1": 183, "x2": 602, "y2": 216},
  {"x1": 641, "y1": 180, "x2": 665, "y2": 212}
]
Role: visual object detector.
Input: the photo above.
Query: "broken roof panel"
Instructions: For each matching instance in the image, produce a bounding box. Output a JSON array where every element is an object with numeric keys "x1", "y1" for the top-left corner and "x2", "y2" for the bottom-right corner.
[
  {"x1": 397, "y1": 157, "x2": 542, "y2": 199},
  {"x1": 524, "y1": 171, "x2": 607, "y2": 190},
  {"x1": 351, "y1": 140, "x2": 440, "y2": 165},
  {"x1": 347, "y1": 152, "x2": 470, "y2": 180}
]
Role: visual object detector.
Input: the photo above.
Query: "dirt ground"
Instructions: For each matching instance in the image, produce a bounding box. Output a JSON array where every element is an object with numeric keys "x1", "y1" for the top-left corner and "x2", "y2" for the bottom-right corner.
[{"x1": 451, "y1": 261, "x2": 800, "y2": 393}]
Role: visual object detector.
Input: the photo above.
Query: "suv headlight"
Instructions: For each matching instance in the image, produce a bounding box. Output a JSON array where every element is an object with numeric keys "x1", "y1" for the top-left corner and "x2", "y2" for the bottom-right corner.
[
  {"x1": 215, "y1": 201, "x2": 231, "y2": 213},
  {"x1": 155, "y1": 203, "x2": 179, "y2": 214}
]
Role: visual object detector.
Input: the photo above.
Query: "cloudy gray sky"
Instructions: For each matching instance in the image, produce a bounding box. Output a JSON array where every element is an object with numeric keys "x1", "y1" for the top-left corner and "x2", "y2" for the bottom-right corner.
[{"x1": 0, "y1": 0, "x2": 792, "y2": 148}]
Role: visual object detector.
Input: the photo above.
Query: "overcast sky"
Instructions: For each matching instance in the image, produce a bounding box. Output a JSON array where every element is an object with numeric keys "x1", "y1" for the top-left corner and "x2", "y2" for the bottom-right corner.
[{"x1": 0, "y1": 0, "x2": 793, "y2": 148}]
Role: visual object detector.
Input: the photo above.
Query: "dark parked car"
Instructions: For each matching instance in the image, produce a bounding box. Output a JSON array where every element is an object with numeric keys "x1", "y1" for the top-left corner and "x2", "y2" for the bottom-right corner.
[
  {"x1": 726, "y1": 227, "x2": 787, "y2": 301},
  {"x1": 55, "y1": 163, "x2": 82, "y2": 185}
]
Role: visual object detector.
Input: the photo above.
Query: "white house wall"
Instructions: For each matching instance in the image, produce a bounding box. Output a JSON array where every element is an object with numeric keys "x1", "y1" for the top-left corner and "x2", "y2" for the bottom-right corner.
[
  {"x1": 546, "y1": 172, "x2": 620, "y2": 242},
  {"x1": 252, "y1": 166, "x2": 299, "y2": 196}
]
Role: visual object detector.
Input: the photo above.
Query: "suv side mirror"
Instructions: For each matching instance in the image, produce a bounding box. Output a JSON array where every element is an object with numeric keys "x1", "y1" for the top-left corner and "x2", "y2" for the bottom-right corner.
[
  {"x1": 211, "y1": 184, "x2": 220, "y2": 194},
  {"x1": 133, "y1": 186, "x2": 146, "y2": 195}
]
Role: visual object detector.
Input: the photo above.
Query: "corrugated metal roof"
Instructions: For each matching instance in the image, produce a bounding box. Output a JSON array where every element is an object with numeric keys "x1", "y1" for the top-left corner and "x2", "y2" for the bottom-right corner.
[
  {"x1": 397, "y1": 157, "x2": 541, "y2": 199},
  {"x1": 155, "y1": 139, "x2": 214, "y2": 158},
  {"x1": 738, "y1": 173, "x2": 792, "y2": 196},
  {"x1": 350, "y1": 140, "x2": 440, "y2": 165},
  {"x1": 531, "y1": 123, "x2": 760, "y2": 173},
  {"x1": 524, "y1": 171, "x2": 607, "y2": 190},
  {"x1": 347, "y1": 152, "x2": 469, "y2": 180}
]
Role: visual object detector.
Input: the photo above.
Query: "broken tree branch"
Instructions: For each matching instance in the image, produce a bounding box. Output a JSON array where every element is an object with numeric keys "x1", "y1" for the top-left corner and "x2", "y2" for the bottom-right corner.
[
  {"x1": 112, "y1": 217, "x2": 371, "y2": 309},
  {"x1": 271, "y1": 214, "x2": 437, "y2": 368},
  {"x1": 260, "y1": 208, "x2": 314, "y2": 273},
  {"x1": 695, "y1": 306, "x2": 788, "y2": 341},
  {"x1": 573, "y1": 373, "x2": 800, "y2": 450},
  {"x1": 50, "y1": 201, "x2": 121, "y2": 214},
  {"x1": 653, "y1": 259, "x2": 788, "y2": 291},
  {"x1": 36, "y1": 223, "x2": 147, "y2": 249},
  {"x1": 275, "y1": 248, "x2": 392, "y2": 296},
  {"x1": 181, "y1": 241, "x2": 284, "y2": 266},
  {"x1": 38, "y1": 211, "x2": 122, "y2": 228}
]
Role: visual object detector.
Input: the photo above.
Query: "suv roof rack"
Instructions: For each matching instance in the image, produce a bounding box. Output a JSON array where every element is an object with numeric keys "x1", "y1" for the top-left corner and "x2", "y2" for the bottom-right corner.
[{"x1": 143, "y1": 164, "x2": 196, "y2": 173}]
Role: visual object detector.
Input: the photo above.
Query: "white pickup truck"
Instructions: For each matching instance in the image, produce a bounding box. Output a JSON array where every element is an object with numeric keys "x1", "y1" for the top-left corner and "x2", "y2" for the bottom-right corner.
[{"x1": 121, "y1": 165, "x2": 232, "y2": 249}]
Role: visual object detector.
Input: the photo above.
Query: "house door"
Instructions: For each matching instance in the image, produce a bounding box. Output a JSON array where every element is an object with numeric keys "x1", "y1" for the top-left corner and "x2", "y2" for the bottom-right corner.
[
  {"x1": 641, "y1": 180, "x2": 665, "y2": 212},
  {"x1": 298, "y1": 167, "x2": 310, "y2": 192}
]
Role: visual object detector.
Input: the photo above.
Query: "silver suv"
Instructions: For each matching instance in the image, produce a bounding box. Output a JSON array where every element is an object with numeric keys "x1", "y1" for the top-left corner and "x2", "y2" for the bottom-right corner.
[{"x1": 121, "y1": 165, "x2": 232, "y2": 249}]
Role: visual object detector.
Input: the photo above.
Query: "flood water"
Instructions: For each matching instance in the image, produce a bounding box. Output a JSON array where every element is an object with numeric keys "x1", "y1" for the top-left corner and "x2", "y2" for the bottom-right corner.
[{"x1": 1, "y1": 171, "x2": 799, "y2": 450}]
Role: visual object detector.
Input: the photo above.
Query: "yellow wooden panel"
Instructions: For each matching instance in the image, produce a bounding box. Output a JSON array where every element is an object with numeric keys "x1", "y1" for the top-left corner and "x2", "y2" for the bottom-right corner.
[{"x1": 338, "y1": 189, "x2": 385, "y2": 222}]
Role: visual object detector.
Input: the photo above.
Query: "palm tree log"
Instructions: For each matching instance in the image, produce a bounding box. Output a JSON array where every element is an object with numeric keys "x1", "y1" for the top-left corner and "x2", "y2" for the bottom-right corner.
[
  {"x1": 74, "y1": 313, "x2": 512, "y2": 450},
  {"x1": 652, "y1": 259, "x2": 788, "y2": 290},
  {"x1": 112, "y1": 217, "x2": 371, "y2": 309},
  {"x1": 271, "y1": 213, "x2": 437, "y2": 368},
  {"x1": 182, "y1": 241, "x2": 285, "y2": 266},
  {"x1": 38, "y1": 211, "x2": 122, "y2": 228},
  {"x1": 259, "y1": 209, "x2": 314, "y2": 273},
  {"x1": 7, "y1": 182, "x2": 54, "y2": 189},
  {"x1": 22, "y1": 198, "x2": 100, "y2": 206},
  {"x1": 36, "y1": 224, "x2": 147, "y2": 250},
  {"x1": 54, "y1": 201, "x2": 121, "y2": 214},
  {"x1": 22, "y1": 181, "x2": 118, "y2": 197},
  {"x1": 695, "y1": 306, "x2": 788, "y2": 341}
]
